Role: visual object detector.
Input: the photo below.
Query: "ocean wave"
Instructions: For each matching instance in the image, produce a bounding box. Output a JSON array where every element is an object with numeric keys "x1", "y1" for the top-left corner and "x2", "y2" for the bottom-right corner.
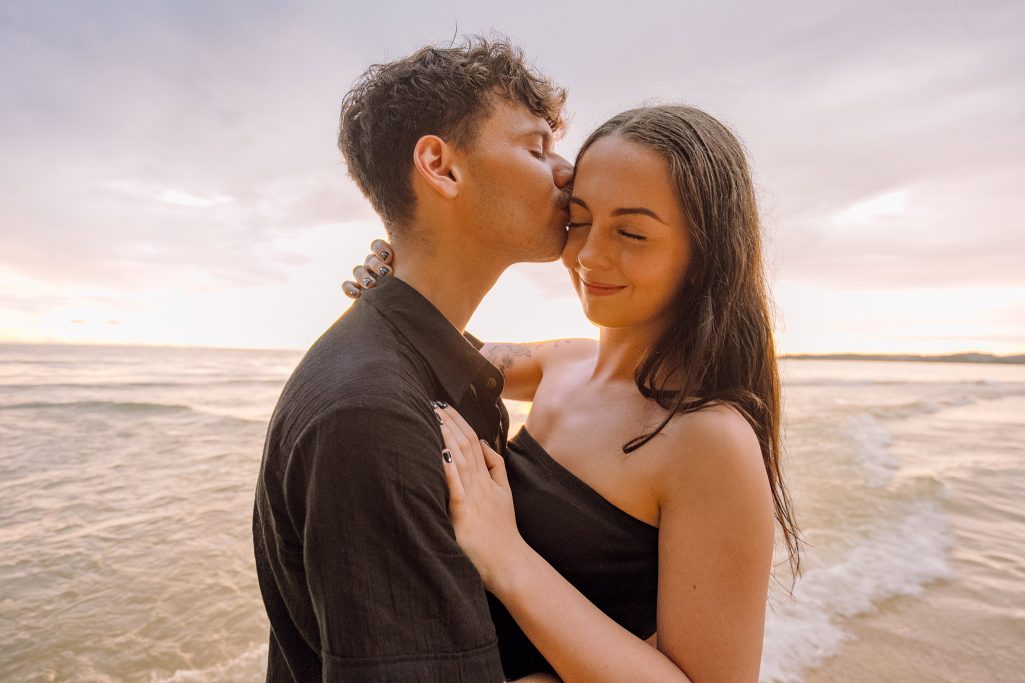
[
  {"x1": 0, "y1": 400, "x2": 195, "y2": 414},
  {"x1": 760, "y1": 502, "x2": 953, "y2": 682},
  {"x1": 842, "y1": 414, "x2": 899, "y2": 488},
  {"x1": 785, "y1": 379, "x2": 910, "y2": 387},
  {"x1": 150, "y1": 643, "x2": 268, "y2": 683},
  {"x1": 870, "y1": 397, "x2": 975, "y2": 421},
  {"x1": 867, "y1": 387, "x2": 1025, "y2": 422},
  {"x1": 785, "y1": 378, "x2": 1025, "y2": 392},
  {"x1": 0, "y1": 379, "x2": 286, "y2": 390},
  {"x1": 0, "y1": 401, "x2": 268, "y2": 426}
]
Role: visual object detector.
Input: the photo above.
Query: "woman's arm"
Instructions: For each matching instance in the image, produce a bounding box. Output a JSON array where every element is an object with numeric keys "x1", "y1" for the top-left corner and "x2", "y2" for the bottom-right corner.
[
  {"x1": 490, "y1": 548, "x2": 692, "y2": 683},
  {"x1": 482, "y1": 406, "x2": 774, "y2": 683},
  {"x1": 510, "y1": 673, "x2": 562, "y2": 682},
  {"x1": 482, "y1": 339, "x2": 591, "y2": 402},
  {"x1": 434, "y1": 402, "x2": 772, "y2": 682},
  {"x1": 651, "y1": 406, "x2": 775, "y2": 680}
]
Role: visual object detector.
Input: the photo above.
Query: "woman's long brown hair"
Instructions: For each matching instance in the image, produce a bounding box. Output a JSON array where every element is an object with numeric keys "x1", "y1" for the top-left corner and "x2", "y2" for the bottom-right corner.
[{"x1": 577, "y1": 106, "x2": 803, "y2": 584}]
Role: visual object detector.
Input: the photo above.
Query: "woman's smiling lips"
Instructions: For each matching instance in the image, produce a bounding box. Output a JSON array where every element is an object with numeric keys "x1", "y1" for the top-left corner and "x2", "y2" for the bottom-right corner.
[{"x1": 579, "y1": 276, "x2": 627, "y2": 296}]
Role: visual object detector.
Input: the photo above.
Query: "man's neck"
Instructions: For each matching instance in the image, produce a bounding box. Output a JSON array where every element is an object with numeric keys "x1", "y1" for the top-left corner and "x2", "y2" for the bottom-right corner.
[{"x1": 388, "y1": 233, "x2": 506, "y2": 333}]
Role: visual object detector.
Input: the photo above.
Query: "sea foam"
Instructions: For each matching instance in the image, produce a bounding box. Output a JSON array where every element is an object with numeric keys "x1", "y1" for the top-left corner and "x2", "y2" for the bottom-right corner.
[{"x1": 760, "y1": 502, "x2": 953, "y2": 682}]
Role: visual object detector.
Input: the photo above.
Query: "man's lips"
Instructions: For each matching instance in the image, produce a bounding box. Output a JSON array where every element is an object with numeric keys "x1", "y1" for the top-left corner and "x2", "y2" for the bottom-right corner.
[{"x1": 556, "y1": 188, "x2": 572, "y2": 210}]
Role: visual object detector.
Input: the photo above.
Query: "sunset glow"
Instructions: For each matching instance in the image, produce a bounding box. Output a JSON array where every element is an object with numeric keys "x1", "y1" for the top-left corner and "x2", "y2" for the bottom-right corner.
[{"x1": 2, "y1": 2, "x2": 1022, "y2": 355}]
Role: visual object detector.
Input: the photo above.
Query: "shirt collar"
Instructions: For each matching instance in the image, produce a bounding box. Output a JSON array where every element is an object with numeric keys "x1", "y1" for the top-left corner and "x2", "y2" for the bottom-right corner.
[{"x1": 360, "y1": 275, "x2": 504, "y2": 404}]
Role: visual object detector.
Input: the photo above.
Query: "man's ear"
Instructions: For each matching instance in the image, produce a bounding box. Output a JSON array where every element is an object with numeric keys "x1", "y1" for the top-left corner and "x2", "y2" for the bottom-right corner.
[{"x1": 412, "y1": 135, "x2": 461, "y2": 200}]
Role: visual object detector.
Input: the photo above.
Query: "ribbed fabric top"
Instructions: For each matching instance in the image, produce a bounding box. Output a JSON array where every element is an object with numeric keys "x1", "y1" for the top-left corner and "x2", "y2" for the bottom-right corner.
[{"x1": 487, "y1": 426, "x2": 660, "y2": 679}]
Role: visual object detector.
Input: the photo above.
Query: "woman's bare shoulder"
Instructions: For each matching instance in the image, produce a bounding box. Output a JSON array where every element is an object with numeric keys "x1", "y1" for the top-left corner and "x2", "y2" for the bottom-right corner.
[{"x1": 649, "y1": 402, "x2": 764, "y2": 496}]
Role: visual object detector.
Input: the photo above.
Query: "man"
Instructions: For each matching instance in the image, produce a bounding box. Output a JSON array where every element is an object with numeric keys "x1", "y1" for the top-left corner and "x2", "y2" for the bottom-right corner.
[{"x1": 253, "y1": 36, "x2": 573, "y2": 682}]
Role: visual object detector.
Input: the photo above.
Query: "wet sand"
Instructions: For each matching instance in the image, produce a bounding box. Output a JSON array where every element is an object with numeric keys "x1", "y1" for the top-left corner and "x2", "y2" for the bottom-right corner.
[
  {"x1": 805, "y1": 582, "x2": 1024, "y2": 681},
  {"x1": 805, "y1": 507, "x2": 1025, "y2": 681}
]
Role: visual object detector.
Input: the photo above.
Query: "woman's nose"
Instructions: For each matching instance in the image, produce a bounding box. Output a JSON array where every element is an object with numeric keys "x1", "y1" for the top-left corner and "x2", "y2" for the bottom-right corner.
[{"x1": 575, "y1": 230, "x2": 613, "y2": 270}]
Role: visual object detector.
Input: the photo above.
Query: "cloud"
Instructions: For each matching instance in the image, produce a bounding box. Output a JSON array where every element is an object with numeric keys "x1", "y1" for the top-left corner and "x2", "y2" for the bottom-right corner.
[
  {"x1": 829, "y1": 192, "x2": 910, "y2": 226},
  {"x1": 0, "y1": 0, "x2": 1022, "y2": 350},
  {"x1": 0, "y1": 1, "x2": 379, "y2": 290},
  {"x1": 776, "y1": 165, "x2": 1025, "y2": 288}
]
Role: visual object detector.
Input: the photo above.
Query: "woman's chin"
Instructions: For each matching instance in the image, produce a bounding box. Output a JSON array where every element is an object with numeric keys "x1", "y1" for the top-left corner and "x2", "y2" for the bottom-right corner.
[
  {"x1": 581, "y1": 307, "x2": 631, "y2": 329},
  {"x1": 581, "y1": 302, "x2": 667, "y2": 333}
]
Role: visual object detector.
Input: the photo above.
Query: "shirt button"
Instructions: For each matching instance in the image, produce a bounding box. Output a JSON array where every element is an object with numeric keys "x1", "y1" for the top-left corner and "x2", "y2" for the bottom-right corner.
[{"x1": 485, "y1": 376, "x2": 498, "y2": 390}]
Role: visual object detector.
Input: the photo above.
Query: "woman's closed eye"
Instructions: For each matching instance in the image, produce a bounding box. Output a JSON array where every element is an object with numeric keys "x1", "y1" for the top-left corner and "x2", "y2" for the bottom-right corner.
[{"x1": 566, "y1": 221, "x2": 645, "y2": 241}]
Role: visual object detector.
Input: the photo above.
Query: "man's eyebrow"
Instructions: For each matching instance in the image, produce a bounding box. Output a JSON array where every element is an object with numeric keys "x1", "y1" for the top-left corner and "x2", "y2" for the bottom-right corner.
[{"x1": 569, "y1": 198, "x2": 667, "y2": 224}]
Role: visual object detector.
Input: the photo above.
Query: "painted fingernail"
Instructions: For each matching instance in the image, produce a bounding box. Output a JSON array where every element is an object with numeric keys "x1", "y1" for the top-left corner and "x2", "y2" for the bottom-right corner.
[
  {"x1": 380, "y1": 250, "x2": 390, "y2": 260},
  {"x1": 435, "y1": 412, "x2": 444, "y2": 425},
  {"x1": 435, "y1": 400, "x2": 449, "y2": 408},
  {"x1": 442, "y1": 449, "x2": 453, "y2": 463},
  {"x1": 378, "y1": 266, "x2": 390, "y2": 276},
  {"x1": 361, "y1": 277, "x2": 373, "y2": 287}
]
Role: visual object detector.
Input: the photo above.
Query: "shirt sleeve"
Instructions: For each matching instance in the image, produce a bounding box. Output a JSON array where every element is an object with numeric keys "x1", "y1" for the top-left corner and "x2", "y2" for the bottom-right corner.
[{"x1": 285, "y1": 396, "x2": 505, "y2": 682}]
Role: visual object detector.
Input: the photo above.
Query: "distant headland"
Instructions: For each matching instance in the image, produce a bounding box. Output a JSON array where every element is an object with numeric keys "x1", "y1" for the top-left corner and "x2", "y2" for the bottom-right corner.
[{"x1": 782, "y1": 353, "x2": 1025, "y2": 365}]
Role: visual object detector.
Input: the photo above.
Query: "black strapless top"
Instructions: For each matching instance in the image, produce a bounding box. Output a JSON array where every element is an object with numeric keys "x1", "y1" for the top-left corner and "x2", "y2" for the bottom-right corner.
[{"x1": 487, "y1": 426, "x2": 660, "y2": 680}]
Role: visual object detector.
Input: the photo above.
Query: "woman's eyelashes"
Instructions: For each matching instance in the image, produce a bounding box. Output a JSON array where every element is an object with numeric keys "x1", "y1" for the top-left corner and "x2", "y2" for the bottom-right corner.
[{"x1": 566, "y1": 221, "x2": 646, "y2": 242}]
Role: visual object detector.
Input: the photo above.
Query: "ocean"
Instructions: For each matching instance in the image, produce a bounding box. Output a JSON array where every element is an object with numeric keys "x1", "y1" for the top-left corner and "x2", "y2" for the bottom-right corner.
[{"x1": 1, "y1": 343, "x2": 1023, "y2": 682}]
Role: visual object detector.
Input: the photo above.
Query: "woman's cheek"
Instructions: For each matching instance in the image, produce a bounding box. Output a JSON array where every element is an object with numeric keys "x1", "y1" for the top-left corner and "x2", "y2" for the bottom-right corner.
[
  {"x1": 560, "y1": 230, "x2": 585, "y2": 269},
  {"x1": 630, "y1": 254, "x2": 675, "y2": 305}
]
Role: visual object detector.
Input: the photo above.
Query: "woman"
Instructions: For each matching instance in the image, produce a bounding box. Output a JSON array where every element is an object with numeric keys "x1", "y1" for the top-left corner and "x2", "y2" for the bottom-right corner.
[{"x1": 345, "y1": 105, "x2": 802, "y2": 682}]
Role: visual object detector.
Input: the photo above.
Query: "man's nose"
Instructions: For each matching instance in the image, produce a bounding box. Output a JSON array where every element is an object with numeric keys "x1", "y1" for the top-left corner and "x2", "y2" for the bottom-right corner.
[{"x1": 551, "y1": 154, "x2": 574, "y2": 189}]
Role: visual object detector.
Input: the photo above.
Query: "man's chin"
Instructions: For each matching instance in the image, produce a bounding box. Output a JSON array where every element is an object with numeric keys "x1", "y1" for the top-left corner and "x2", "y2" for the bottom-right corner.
[
  {"x1": 533, "y1": 251, "x2": 563, "y2": 263},
  {"x1": 537, "y1": 232, "x2": 568, "y2": 262},
  {"x1": 518, "y1": 246, "x2": 562, "y2": 264},
  {"x1": 512, "y1": 221, "x2": 567, "y2": 263}
]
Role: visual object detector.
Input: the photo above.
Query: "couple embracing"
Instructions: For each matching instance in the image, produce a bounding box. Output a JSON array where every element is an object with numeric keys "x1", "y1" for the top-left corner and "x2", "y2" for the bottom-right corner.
[{"x1": 254, "y1": 35, "x2": 801, "y2": 683}]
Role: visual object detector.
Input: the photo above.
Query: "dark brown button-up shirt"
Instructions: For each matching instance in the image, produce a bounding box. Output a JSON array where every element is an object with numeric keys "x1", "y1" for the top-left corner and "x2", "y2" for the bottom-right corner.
[{"x1": 253, "y1": 275, "x2": 508, "y2": 682}]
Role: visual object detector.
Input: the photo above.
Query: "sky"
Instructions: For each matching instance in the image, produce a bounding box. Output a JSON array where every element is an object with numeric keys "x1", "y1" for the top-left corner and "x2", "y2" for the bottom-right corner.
[{"x1": 1, "y1": 0, "x2": 1023, "y2": 354}]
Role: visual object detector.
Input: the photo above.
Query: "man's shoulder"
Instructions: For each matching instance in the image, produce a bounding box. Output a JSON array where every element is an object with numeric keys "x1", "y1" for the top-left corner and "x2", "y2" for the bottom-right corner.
[{"x1": 268, "y1": 303, "x2": 433, "y2": 447}]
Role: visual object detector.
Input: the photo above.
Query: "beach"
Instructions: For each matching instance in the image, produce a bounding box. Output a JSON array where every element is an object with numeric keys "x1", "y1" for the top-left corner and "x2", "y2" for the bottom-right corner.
[
  {"x1": 1, "y1": 343, "x2": 1023, "y2": 681},
  {"x1": 801, "y1": 386, "x2": 1025, "y2": 682}
]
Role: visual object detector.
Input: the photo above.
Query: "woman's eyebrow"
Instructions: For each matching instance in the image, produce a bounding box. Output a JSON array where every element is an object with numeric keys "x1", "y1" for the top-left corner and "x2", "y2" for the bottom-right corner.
[
  {"x1": 568, "y1": 199, "x2": 666, "y2": 225},
  {"x1": 611, "y1": 207, "x2": 666, "y2": 224}
]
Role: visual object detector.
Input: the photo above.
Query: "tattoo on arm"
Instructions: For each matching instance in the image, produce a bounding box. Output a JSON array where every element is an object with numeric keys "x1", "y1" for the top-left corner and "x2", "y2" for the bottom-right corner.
[{"x1": 484, "y1": 343, "x2": 532, "y2": 374}]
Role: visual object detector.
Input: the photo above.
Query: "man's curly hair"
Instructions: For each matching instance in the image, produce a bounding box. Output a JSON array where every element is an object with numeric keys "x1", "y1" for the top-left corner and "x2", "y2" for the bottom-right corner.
[{"x1": 338, "y1": 36, "x2": 567, "y2": 233}]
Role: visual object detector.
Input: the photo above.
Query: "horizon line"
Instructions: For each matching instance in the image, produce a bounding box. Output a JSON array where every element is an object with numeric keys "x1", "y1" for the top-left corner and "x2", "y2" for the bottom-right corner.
[{"x1": 1, "y1": 339, "x2": 1022, "y2": 362}]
